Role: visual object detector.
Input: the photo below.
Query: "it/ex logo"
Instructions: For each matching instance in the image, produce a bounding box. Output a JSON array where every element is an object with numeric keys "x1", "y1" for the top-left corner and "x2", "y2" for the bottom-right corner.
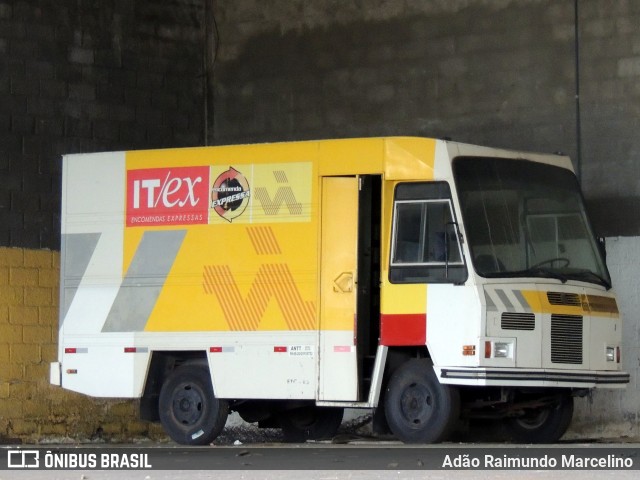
[{"x1": 126, "y1": 166, "x2": 210, "y2": 227}]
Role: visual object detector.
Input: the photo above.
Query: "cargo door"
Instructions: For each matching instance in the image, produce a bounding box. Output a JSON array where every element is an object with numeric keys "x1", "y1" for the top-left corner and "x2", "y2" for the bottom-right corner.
[{"x1": 318, "y1": 177, "x2": 359, "y2": 401}]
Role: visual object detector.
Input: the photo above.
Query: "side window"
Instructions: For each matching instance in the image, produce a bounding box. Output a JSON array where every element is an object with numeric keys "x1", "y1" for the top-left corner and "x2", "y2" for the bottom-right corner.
[{"x1": 390, "y1": 182, "x2": 467, "y2": 284}]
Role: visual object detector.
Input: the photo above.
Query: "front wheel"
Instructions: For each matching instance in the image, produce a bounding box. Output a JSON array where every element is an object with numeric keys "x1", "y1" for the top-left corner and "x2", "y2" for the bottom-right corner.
[
  {"x1": 279, "y1": 406, "x2": 344, "y2": 443},
  {"x1": 158, "y1": 364, "x2": 229, "y2": 445},
  {"x1": 504, "y1": 395, "x2": 574, "y2": 443},
  {"x1": 384, "y1": 359, "x2": 460, "y2": 443}
]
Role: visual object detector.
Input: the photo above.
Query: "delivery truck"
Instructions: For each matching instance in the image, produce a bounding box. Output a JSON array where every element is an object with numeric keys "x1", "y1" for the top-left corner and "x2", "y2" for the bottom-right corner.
[{"x1": 50, "y1": 137, "x2": 628, "y2": 444}]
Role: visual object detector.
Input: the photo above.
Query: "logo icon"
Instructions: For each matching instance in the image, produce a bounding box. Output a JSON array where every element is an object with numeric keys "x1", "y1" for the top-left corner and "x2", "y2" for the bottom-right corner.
[
  {"x1": 8, "y1": 450, "x2": 39, "y2": 468},
  {"x1": 210, "y1": 167, "x2": 250, "y2": 222}
]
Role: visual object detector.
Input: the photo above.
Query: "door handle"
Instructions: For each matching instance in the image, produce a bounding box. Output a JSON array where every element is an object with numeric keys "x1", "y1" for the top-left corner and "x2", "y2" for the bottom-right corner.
[{"x1": 333, "y1": 272, "x2": 353, "y2": 293}]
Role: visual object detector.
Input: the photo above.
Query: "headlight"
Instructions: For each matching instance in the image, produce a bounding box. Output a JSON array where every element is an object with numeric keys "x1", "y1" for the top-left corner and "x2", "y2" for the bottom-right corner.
[
  {"x1": 606, "y1": 346, "x2": 617, "y2": 363},
  {"x1": 484, "y1": 340, "x2": 514, "y2": 359},
  {"x1": 606, "y1": 347, "x2": 615, "y2": 362},
  {"x1": 494, "y1": 342, "x2": 511, "y2": 358}
]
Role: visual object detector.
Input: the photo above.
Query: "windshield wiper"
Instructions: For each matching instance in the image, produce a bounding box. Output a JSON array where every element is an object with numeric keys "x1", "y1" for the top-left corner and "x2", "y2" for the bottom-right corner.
[
  {"x1": 482, "y1": 267, "x2": 610, "y2": 289},
  {"x1": 495, "y1": 267, "x2": 569, "y2": 283},
  {"x1": 528, "y1": 267, "x2": 569, "y2": 283},
  {"x1": 567, "y1": 270, "x2": 612, "y2": 290}
]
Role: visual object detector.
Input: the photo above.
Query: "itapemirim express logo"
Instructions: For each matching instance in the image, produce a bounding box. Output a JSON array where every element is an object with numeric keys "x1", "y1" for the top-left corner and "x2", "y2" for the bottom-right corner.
[{"x1": 210, "y1": 166, "x2": 251, "y2": 223}]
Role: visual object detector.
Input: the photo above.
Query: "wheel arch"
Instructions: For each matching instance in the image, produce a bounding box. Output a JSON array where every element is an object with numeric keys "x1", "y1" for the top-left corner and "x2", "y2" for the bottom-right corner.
[
  {"x1": 140, "y1": 350, "x2": 209, "y2": 422},
  {"x1": 371, "y1": 345, "x2": 431, "y2": 434},
  {"x1": 383, "y1": 357, "x2": 461, "y2": 443},
  {"x1": 373, "y1": 346, "x2": 432, "y2": 400},
  {"x1": 157, "y1": 360, "x2": 229, "y2": 445}
]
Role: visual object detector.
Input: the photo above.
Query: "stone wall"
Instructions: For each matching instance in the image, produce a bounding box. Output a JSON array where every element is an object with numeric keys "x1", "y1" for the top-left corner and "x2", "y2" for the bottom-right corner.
[{"x1": 0, "y1": 247, "x2": 164, "y2": 442}]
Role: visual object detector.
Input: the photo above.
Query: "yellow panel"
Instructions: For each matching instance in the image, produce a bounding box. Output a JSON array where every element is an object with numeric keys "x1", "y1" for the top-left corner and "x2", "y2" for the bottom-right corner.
[
  {"x1": 318, "y1": 138, "x2": 384, "y2": 176},
  {"x1": 320, "y1": 177, "x2": 358, "y2": 331},
  {"x1": 380, "y1": 179, "x2": 395, "y2": 286},
  {"x1": 126, "y1": 146, "x2": 215, "y2": 169},
  {"x1": 520, "y1": 290, "x2": 586, "y2": 316},
  {"x1": 123, "y1": 145, "x2": 320, "y2": 333},
  {"x1": 520, "y1": 290, "x2": 544, "y2": 313},
  {"x1": 384, "y1": 137, "x2": 436, "y2": 181},
  {"x1": 126, "y1": 141, "x2": 321, "y2": 169},
  {"x1": 378, "y1": 175, "x2": 428, "y2": 316},
  {"x1": 381, "y1": 282, "x2": 428, "y2": 315},
  {"x1": 119, "y1": 138, "x2": 439, "y2": 333},
  {"x1": 208, "y1": 162, "x2": 312, "y2": 225},
  {"x1": 258, "y1": 298, "x2": 291, "y2": 330},
  {"x1": 144, "y1": 222, "x2": 319, "y2": 332}
]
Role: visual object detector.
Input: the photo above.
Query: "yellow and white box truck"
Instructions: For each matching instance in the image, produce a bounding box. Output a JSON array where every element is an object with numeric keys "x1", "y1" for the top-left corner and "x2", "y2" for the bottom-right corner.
[{"x1": 51, "y1": 137, "x2": 628, "y2": 444}]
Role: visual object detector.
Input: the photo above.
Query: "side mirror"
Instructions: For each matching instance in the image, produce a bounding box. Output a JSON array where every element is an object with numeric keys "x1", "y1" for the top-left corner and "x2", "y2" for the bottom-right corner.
[{"x1": 597, "y1": 237, "x2": 607, "y2": 261}]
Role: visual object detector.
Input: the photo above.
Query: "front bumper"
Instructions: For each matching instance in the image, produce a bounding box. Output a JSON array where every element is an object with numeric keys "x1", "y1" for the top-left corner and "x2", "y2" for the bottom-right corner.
[{"x1": 436, "y1": 366, "x2": 629, "y2": 388}]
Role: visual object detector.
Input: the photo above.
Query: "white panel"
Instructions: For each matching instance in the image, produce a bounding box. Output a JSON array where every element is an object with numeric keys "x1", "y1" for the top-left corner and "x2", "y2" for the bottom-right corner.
[
  {"x1": 484, "y1": 283, "x2": 543, "y2": 369},
  {"x1": 318, "y1": 330, "x2": 358, "y2": 401},
  {"x1": 61, "y1": 339, "x2": 139, "y2": 397},
  {"x1": 446, "y1": 141, "x2": 574, "y2": 172},
  {"x1": 205, "y1": 331, "x2": 317, "y2": 399},
  {"x1": 60, "y1": 152, "x2": 125, "y2": 335},
  {"x1": 427, "y1": 284, "x2": 482, "y2": 367},
  {"x1": 62, "y1": 233, "x2": 124, "y2": 334},
  {"x1": 62, "y1": 152, "x2": 126, "y2": 232},
  {"x1": 589, "y1": 313, "x2": 621, "y2": 371},
  {"x1": 434, "y1": 140, "x2": 455, "y2": 180}
]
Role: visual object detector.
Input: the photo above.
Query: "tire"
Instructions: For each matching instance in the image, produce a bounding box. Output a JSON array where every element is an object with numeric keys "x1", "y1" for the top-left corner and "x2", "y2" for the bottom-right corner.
[
  {"x1": 158, "y1": 364, "x2": 229, "y2": 445},
  {"x1": 279, "y1": 406, "x2": 344, "y2": 443},
  {"x1": 504, "y1": 395, "x2": 573, "y2": 444},
  {"x1": 384, "y1": 359, "x2": 460, "y2": 443}
]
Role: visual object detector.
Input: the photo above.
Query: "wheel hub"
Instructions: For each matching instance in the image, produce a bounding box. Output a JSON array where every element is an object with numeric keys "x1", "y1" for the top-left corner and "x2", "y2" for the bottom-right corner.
[
  {"x1": 515, "y1": 408, "x2": 551, "y2": 430},
  {"x1": 400, "y1": 382, "x2": 433, "y2": 426},
  {"x1": 172, "y1": 384, "x2": 203, "y2": 425}
]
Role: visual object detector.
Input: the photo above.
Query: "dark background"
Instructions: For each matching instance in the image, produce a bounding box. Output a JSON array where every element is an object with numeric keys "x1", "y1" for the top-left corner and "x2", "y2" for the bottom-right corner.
[{"x1": 1, "y1": 0, "x2": 638, "y2": 250}]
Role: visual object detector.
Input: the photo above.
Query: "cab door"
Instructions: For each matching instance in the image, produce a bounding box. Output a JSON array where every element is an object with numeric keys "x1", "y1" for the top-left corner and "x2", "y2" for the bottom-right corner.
[{"x1": 318, "y1": 177, "x2": 359, "y2": 401}]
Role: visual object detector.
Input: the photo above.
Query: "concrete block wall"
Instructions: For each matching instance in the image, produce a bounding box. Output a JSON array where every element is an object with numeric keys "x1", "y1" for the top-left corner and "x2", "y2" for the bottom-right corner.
[
  {"x1": 213, "y1": 0, "x2": 579, "y2": 154},
  {"x1": 568, "y1": 237, "x2": 640, "y2": 439},
  {"x1": 0, "y1": 0, "x2": 206, "y2": 443},
  {"x1": 212, "y1": 0, "x2": 640, "y2": 237},
  {"x1": 0, "y1": 0, "x2": 207, "y2": 250}
]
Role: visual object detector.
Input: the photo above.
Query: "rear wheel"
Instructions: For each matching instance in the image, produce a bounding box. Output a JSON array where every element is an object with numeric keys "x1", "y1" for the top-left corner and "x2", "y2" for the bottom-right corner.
[
  {"x1": 158, "y1": 364, "x2": 228, "y2": 445},
  {"x1": 504, "y1": 395, "x2": 573, "y2": 443},
  {"x1": 384, "y1": 359, "x2": 460, "y2": 443},
  {"x1": 279, "y1": 406, "x2": 344, "y2": 442}
]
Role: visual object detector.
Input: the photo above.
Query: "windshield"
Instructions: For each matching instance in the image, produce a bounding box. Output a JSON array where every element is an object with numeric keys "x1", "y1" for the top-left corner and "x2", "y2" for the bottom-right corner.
[{"x1": 453, "y1": 157, "x2": 611, "y2": 289}]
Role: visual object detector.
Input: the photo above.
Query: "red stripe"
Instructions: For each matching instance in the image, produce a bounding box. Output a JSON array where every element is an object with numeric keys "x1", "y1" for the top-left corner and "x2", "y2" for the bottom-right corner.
[
  {"x1": 274, "y1": 346, "x2": 288, "y2": 353},
  {"x1": 210, "y1": 347, "x2": 222, "y2": 353},
  {"x1": 380, "y1": 313, "x2": 426, "y2": 346}
]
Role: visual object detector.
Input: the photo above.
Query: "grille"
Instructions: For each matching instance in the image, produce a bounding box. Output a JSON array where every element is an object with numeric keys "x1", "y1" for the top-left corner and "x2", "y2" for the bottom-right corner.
[
  {"x1": 550, "y1": 314, "x2": 583, "y2": 364},
  {"x1": 547, "y1": 291, "x2": 582, "y2": 307},
  {"x1": 501, "y1": 312, "x2": 535, "y2": 331},
  {"x1": 586, "y1": 295, "x2": 619, "y2": 314}
]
